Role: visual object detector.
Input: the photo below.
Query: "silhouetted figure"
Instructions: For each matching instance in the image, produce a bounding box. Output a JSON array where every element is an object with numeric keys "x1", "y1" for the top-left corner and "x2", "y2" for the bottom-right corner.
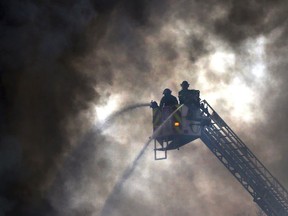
[
  {"x1": 178, "y1": 81, "x2": 201, "y2": 120},
  {"x1": 160, "y1": 88, "x2": 178, "y2": 109},
  {"x1": 178, "y1": 80, "x2": 190, "y2": 104},
  {"x1": 178, "y1": 81, "x2": 200, "y2": 107}
]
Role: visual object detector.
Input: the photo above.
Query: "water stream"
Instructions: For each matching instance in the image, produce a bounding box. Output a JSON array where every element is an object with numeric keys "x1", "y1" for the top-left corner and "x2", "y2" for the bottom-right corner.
[{"x1": 100, "y1": 104, "x2": 183, "y2": 216}]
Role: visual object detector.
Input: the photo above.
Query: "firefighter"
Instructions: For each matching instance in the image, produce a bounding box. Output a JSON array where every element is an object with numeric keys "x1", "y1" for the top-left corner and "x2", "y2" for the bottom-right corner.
[
  {"x1": 178, "y1": 80, "x2": 190, "y2": 104},
  {"x1": 160, "y1": 88, "x2": 178, "y2": 109},
  {"x1": 178, "y1": 81, "x2": 200, "y2": 106},
  {"x1": 178, "y1": 81, "x2": 201, "y2": 120}
]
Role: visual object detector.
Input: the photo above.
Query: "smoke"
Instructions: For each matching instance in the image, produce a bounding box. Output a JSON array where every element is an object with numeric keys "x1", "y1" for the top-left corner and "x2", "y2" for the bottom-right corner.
[
  {"x1": 100, "y1": 138, "x2": 151, "y2": 216},
  {"x1": 0, "y1": 0, "x2": 119, "y2": 215},
  {"x1": 2, "y1": 0, "x2": 288, "y2": 215}
]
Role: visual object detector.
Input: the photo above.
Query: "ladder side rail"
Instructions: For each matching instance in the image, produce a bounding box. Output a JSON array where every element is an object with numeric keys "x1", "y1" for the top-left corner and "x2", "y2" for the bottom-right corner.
[
  {"x1": 206, "y1": 125, "x2": 288, "y2": 213},
  {"x1": 201, "y1": 129, "x2": 278, "y2": 216},
  {"x1": 204, "y1": 126, "x2": 273, "y2": 201},
  {"x1": 202, "y1": 129, "x2": 259, "y2": 197},
  {"x1": 210, "y1": 122, "x2": 285, "y2": 202},
  {"x1": 202, "y1": 100, "x2": 261, "y2": 154},
  {"x1": 220, "y1": 123, "x2": 288, "y2": 205},
  {"x1": 203, "y1": 127, "x2": 288, "y2": 215},
  {"x1": 203, "y1": 108, "x2": 275, "y2": 195},
  {"x1": 220, "y1": 124, "x2": 288, "y2": 205},
  {"x1": 208, "y1": 115, "x2": 288, "y2": 212},
  {"x1": 206, "y1": 125, "x2": 277, "y2": 202},
  {"x1": 245, "y1": 151, "x2": 288, "y2": 202},
  {"x1": 202, "y1": 100, "x2": 288, "y2": 203},
  {"x1": 207, "y1": 122, "x2": 278, "y2": 196},
  {"x1": 208, "y1": 124, "x2": 266, "y2": 187},
  {"x1": 202, "y1": 100, "x2": 256, "y2": 154},
  {"x1": 209, "y1": 124, "x2": 257, "y2": 178},
  {"x1": 222, "y1": 122, "x2": 288, "y2": 201}
]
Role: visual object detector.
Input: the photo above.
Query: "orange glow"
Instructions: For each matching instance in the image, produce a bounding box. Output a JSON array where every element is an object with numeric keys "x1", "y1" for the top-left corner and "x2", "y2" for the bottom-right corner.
[{"x1": 174, "y1": 122, "x2": 180, "y2": 127}]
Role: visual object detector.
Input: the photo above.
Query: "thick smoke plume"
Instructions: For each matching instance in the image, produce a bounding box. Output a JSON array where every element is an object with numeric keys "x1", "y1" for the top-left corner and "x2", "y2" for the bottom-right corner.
[
  {"x1": 1, "y1": 0, "x2": 288, "y2": 216},
  {"x1": 0, "y1": 0, "x2": 118, "y2": 215}
]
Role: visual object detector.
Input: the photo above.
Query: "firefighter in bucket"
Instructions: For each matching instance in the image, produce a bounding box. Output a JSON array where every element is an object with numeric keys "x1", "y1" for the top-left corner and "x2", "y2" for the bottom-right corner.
[{"x1": 178, "y1": 81, "x2": 200, "y2": 120}]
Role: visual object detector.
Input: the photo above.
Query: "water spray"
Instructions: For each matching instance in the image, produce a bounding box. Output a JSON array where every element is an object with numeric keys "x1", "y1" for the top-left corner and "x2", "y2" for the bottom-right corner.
[
  {"x1": 97, "y1": 103, "x2": 151, "y2": 131},
  {"x1": 100, "y1": 104, "x2": 184, "y2": 216}
]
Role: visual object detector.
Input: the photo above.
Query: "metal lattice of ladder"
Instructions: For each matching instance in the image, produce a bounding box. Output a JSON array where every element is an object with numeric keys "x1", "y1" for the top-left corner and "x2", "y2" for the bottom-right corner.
[{"x1": 200, "y1": 100, "x2": 288, "y2": 216}]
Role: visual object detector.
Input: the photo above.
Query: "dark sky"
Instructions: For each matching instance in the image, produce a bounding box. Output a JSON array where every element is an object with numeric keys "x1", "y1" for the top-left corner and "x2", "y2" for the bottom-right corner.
[{"x1": 1, "y1": 0, "x2": 288, "y2": 215}]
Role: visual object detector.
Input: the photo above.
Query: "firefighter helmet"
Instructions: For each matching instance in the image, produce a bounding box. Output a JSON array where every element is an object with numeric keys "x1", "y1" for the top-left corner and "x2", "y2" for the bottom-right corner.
[
  {"x1": 163, "y1": 88, "x2": 172, "y2": 95},
  {"x1": 181, "y1": 81, "x2": 189, "y2": 87}
]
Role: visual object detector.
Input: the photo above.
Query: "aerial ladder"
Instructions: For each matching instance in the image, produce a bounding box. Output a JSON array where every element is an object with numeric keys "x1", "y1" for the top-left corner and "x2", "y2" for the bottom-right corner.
[
  {"x1": 151, "y1": 99, "x2": 288, "y2": 216},
  {"x1": 200, "y1": 100, "x2": 288, "y2": 216}
]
